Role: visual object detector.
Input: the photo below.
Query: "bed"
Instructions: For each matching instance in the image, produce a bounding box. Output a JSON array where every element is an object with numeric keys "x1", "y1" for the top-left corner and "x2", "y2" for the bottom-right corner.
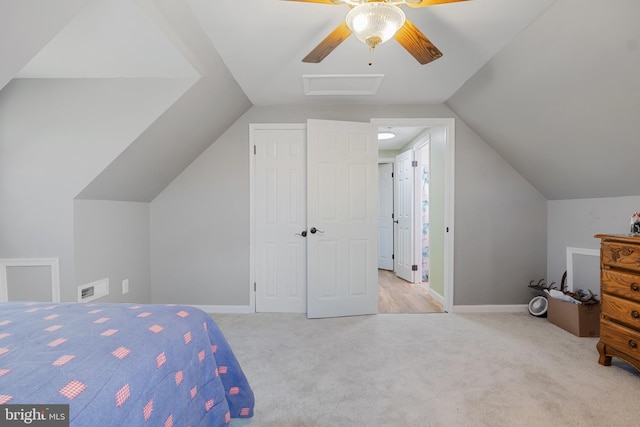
[{"x1": 0, "y1": 302, "x2": 254, "y2": 426}]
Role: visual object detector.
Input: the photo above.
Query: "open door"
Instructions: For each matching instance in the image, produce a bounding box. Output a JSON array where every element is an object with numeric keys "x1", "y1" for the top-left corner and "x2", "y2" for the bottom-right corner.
[
  {"x1": 394, "y1": 149, "x2": 416, "y2": 283},
  {"x1": 306, "y1": 119, "x2": 379, "y2": 318}
]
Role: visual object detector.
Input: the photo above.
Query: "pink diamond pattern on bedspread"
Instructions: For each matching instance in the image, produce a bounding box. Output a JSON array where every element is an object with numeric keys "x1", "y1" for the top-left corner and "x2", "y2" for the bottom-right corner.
[
  {"x1": 47, "y1": 338, "x2": 67, "y2": 347},
  {"x1": 111, "y1": 346, "x2": 131, "y2": 360},
  {"x1": 0, "y1": 302, "x2": 255, "y2": 426},
  {"x1": 156, "y1": 352, "x2": 167, "y2": 368},
  {"x1": 115, "y1": 384, "x2": 130, "y2": 407},
  {"x1": 149, "y1": 324, "x2": 164, "y2": 333},
  {"x1": 52, "y1": 355, "x2": 75, "y2": 367},
  {"x1": 59, "y1": 380, "x2": 86, "y2": 399},
  {"x1": 143, "y1": 399, "x2": 153, "y2": 421}
]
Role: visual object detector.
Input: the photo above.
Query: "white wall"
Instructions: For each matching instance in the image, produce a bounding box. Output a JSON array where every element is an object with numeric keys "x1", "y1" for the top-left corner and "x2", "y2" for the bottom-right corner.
[
  {"x1": 150, "y1": 104, "x2": 548, "y2": 307},
  {"x1": 547, "y1": 196, "x2": 640, "y2": 288},
  {"x1": 74, "y1": 199, "x2": 151, "y2": 303},
  {"x1": 0, "y1": 78, "x2": 191, "y2": 301}
]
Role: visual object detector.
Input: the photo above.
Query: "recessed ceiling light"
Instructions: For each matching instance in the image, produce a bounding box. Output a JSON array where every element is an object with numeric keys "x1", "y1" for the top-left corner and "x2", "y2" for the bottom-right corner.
[{"x1": 378, "y1": 132, "x2": 395, "y2": 140}]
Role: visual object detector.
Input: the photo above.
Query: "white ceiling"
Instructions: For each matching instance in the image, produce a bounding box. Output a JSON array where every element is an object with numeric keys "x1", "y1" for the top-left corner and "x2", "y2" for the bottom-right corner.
[{"x1": 15, "y1": 0, "x2": 557, "y2": 106}]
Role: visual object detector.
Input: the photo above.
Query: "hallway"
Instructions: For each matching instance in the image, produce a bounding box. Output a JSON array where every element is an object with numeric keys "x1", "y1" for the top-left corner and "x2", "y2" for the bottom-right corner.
[{"x1": 378, "y1": 269, "x2": 444, "y2": 313}]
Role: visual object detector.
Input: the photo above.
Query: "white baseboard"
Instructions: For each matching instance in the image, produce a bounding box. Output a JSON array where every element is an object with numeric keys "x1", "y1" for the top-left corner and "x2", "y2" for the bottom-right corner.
[
  {"x1": 453, "y1": 304, "x2": 529, "y2": 314},
  {"x1": 429, "y1": 288, "x2": 445, "y2": 306},
  {"x1": 190, "y1": 304, "x2": 254, "y2": 314}
]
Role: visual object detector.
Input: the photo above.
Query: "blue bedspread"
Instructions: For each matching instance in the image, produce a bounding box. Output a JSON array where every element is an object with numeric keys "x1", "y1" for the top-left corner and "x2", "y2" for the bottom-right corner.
[{"x1": 0, "y1": 302, "x2": 254, "y2": 426}]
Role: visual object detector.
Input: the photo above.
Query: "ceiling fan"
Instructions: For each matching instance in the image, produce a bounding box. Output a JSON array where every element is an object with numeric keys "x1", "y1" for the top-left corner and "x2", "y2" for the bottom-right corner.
[{"x1": 285, "y1": 0, "x2": 469, "y2": 65}]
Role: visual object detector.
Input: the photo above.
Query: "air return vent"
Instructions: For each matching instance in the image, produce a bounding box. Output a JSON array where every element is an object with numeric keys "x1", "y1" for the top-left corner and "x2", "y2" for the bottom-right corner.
[
  {"x1": 81, "y1": 286, "x2": 94, "y2": 299},
  {"x1": 77, "y1": 278, "x2": 109, "y2": 302},
  {"x1": 302, "y1": 74, "x2": 384, "y2": 96}
]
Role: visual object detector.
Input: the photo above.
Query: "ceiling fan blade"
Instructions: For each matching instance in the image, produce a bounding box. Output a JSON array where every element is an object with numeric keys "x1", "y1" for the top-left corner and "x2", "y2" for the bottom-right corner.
[
  {"x1": 283, "y1": 0, "x2": 343, "y2": 4},
  {"x1": 394, "y1": 19, "x2": 442, "y2": 65},
  {"x1": 302, "y1": 22, "x2": 352, "y2": 63},
  {"x1": 404, "y1": 0, "x2": 469, "y2": 8}
]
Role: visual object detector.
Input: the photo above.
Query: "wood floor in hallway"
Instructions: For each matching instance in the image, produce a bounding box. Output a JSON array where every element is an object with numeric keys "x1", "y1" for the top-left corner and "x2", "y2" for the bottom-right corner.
[{"x1": 378, "y1": 269, "x2": 444, "y2": 314}]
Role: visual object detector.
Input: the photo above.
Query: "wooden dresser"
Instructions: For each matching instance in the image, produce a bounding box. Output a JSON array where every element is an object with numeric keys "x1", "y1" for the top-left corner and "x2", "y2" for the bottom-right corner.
[{"x1": 596, "y1": 234, "x2": 640, "y2": 372}]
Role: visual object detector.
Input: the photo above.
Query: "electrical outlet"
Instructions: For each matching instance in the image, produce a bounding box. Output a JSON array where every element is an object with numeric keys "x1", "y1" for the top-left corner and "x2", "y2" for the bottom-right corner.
[{"x1": 122, "y1": 279, "x2": 129, "y2": 294}]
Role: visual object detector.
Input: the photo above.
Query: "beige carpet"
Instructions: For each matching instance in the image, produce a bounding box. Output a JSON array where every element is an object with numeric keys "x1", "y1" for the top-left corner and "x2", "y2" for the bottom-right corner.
[{"x1": 212, "y1": 312, "x2": 640, "y2": 427}]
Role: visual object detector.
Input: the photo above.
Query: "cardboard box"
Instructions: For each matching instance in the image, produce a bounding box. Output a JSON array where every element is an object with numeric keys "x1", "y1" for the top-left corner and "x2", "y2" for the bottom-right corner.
[{"x1": 547, "y1": 296, "x2": 600, "y2": 337}]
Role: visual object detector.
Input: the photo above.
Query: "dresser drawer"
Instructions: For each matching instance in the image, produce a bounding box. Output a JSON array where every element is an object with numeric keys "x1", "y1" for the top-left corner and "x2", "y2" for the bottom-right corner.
[
  {"x1": 600, "y1": 318, "x2": 640, "y2": 360},
  {"x1": 602, "y1": 293, "x2": 640, "y2": 329},
  {"x1": 602, "y1": 270, "x2": 640, "y2": 303},
  {"x1": 601, "y1": 242, "x2": 640, "y2": 272}
]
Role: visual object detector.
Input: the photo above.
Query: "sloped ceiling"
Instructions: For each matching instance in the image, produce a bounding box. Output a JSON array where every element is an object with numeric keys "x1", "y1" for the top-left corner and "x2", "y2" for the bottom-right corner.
[
  {"x1": 2, "y1": 0, "x2": 251, "y2": 203},
  {"x1": 447, "y1": 0, "x2": 640, "y2": 200},
  {"x1": 3, "y1": 0, "x2": 639, "y2": 201}
]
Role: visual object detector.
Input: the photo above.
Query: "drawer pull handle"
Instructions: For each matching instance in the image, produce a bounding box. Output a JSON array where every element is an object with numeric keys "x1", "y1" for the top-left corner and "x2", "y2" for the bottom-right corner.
[
  {"x1": 630, "y1": 340, "x2": 638, "y2": 350},
  {"x1": 632, "y1": 283, "x2": 640, "y2": 292},
  {"x1": 633, "y1": 311, "x2": 640, "y2": 320}
]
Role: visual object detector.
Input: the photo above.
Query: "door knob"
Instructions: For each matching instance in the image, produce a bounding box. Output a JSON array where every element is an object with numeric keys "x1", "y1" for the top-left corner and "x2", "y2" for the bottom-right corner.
[
  {"x1": 295, "y1": 230, "x2": 307, "y2": 237},
  {"x1": 309, "y1": 227, "x2": 324, "y2": 234}
]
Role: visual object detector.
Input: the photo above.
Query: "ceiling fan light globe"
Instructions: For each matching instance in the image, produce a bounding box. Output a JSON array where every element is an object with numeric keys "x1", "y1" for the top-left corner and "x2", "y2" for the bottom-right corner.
[{"x1": 346, "y1": 3, "x2": 406, "y2": 47}]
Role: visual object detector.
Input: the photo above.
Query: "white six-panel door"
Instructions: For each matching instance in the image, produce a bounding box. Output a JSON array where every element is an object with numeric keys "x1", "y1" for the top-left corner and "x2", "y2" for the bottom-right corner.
[
  {"x1": 394, "y1": 149, "x2": 415, "y2": 283},
  {"x1": 254, "y1": 127, "x2": 307, "y2": 313},
  {"x1": 306, "y1": 119, "x2": 379, "y2": 318}
]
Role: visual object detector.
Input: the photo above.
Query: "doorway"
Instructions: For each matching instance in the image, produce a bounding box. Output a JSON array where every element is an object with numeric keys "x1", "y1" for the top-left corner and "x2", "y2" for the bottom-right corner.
[
  {"x1": 249, "y1": 118, "x2": 455, "y2": 316},
  {"x1": 372, "y1": 118, "x2": 454, "y2": 314}
]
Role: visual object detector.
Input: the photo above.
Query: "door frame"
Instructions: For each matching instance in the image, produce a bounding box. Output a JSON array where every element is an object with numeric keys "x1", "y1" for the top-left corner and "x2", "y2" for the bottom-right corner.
[
  {"x1": 372, "y1": 118, "x2": 455, "y2": 314},
  {"x1": 250, "y1": 118, "x2": 455, "y2": 314}
]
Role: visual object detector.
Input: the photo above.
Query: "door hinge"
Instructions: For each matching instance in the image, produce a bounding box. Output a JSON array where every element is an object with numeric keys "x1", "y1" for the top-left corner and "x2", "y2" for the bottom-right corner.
[
  {"x1": 392, "y1": 254, "x2": 395, "y2": 260},
  {"x1": 253, "y1": 145, "x2": 256, "y2": 155},
  {"x1": 411, "y1": 160, "x2": 418, "y2": 167},
  {"x1": 391, "y1": 172, "x2": 394, "y2": 178},
  {"x1": 254, "y1": 282, "x2": 256, "y2": 292},
  {"x1": 446, "y1": 227, "x2": 449, "y2": 232},
  {"x1": 412, "y1": 265, "x2": 418, "y2": 271}
]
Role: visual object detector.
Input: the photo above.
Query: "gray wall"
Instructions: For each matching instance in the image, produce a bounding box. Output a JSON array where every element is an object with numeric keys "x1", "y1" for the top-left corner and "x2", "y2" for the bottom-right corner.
[
  {"x1": 547, "y1": 195, "x2": 640, "y2": 290},
  {"x1": 150, "y1": 103, "x2": 548, "y2": 307},
  {"x1": 0, "y1": 78, "x2": 189, "y2": 301},
  {"x1": 74, "y1": 199, "x2": 151, "y2": 303}
]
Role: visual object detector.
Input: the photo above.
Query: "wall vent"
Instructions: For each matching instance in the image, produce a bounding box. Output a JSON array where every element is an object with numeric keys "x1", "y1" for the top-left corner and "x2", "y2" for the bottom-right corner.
[
  {"x1": 302, "y1": 74, "x2": 384, "y2": 96},
  {"x1": 78, "y1": 278, "x2": 109, "y2": 302},
  {"x1": 81, "y1": 286, "x2": 94, "y2": 299}
]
